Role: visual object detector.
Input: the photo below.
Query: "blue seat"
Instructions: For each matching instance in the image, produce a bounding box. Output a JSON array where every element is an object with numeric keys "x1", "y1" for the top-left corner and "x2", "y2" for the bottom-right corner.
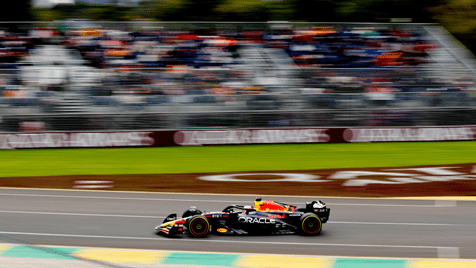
[
  {"x1": 92, "y1": 96, "x2": 117, "y2": 106},
  {"x1": 193, "y1": 96, "x2": 216, "y2": 104},
  {"x1": 187, "y1": 89, "x2": 206, "y2": 95},
  {"x1": 9, "y1": 98, "x2": 38, "y2": 106},
  {"x1": 145, "y1": 96, "x2": 169, "y2": 105}
]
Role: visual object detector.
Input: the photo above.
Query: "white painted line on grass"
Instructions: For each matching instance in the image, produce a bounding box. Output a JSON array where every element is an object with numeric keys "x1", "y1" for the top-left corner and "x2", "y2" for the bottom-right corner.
[
  {"x1": 73, "y1": 181, "x2": 114, "y2": 189},
  {"x1": 74, "y1": 181, "x2": 113, "y2": 184},
  {"x1": 72, "y1": 185, "x2": 113, "y2": 189}
]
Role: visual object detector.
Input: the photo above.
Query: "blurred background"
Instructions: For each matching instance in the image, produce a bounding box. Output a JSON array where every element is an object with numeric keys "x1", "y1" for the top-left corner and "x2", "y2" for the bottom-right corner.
[{"x1": 0, "y1": 0, "x2": 475, "y2": 132}]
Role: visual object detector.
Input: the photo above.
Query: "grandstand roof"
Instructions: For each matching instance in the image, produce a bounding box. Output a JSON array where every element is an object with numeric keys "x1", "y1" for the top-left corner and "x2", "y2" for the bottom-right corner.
[{"x1": 32, "y1": 0, "x2": 75, "y2": 8}]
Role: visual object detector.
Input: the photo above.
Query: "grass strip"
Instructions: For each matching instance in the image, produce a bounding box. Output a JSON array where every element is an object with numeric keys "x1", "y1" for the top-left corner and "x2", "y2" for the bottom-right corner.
[{"x1": 0, "y1": 142, "x2": 475, "y2": 177}]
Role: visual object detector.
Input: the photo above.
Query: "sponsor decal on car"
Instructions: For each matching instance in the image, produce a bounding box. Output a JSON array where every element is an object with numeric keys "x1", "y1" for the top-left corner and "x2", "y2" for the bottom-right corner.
[
  {"x1": 314, "y1": 209, "x2": 327, "y2": 212},
  {"x1": 268, "y1": 214, "x2": 285, "y2": 219},
  {"x1": 238, "y1": 217, "x2": 276, "y2": 224}
]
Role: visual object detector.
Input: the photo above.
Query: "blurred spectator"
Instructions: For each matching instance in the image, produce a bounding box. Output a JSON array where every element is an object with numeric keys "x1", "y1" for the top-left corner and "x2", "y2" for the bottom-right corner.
[{"x1": 0, "y1": 22, "x2": 474, "y2": 132}]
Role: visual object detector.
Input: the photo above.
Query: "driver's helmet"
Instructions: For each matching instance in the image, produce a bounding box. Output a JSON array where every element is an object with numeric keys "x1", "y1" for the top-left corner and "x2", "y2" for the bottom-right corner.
[
  {"x1": 243, "y1": 205, "x2": 253, "y2": 213},
  {"x1": 182, "y1": 206, "x2": 202, "y2": 218}
]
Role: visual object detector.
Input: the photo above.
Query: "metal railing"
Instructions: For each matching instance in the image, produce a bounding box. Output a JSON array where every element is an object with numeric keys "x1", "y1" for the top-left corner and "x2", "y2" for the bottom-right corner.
[{"x1": 1, "y1": 106, "x2": 475, "y2": 132}]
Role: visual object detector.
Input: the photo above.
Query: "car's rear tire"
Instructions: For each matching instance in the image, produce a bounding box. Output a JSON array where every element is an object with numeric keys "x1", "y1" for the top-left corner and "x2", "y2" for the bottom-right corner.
[
  {"x1": 187, "y1": 216, "x2": 210, "y2": 238},
  {"x1": 299, "y1": 213, "x2": 322, "y2": 236}
]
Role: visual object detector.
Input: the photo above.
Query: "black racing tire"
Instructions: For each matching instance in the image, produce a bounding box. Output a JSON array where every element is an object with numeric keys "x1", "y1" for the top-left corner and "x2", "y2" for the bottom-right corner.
[
  {"x1": 299, "y1": 213, "x2": 322, "y2": 236},
  {"x1": 187, "y1": 216, "x2": 210, "y2": 238}
]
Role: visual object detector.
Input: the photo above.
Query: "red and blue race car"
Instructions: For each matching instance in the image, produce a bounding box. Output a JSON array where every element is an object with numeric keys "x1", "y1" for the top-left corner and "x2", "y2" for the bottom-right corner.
[{"x1": 155, "y1": 198, "x2": 330, "y2": 237}]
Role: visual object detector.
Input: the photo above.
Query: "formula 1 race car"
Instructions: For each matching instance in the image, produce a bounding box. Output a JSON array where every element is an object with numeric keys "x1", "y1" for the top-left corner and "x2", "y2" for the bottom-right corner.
[{"x1": 155, "y1": 198, "x2": 330, "y2": 237}]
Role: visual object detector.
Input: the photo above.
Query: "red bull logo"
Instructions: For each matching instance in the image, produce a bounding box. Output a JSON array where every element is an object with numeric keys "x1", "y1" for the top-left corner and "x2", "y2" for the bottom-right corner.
[
  {"x1": 255, "y1": 201, "x2": 295, "y2": 212},
  {"x1": 268, "y1": 214, "x2": 285, "y2": 219}
]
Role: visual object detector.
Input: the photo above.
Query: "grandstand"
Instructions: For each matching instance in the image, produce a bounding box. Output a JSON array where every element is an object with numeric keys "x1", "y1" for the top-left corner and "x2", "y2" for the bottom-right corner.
[{"x1": 0, "y1": 22, "x2": 475, "y2": 132}]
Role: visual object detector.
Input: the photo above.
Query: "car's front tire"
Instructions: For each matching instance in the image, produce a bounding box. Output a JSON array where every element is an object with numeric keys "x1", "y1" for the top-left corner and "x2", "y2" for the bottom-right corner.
[
  {"x1": 187, "y1": 216, "x2": 210, "y2": 238},
  {"x1": 299, "y1": 213, "x2": 322, "y2": 236}
]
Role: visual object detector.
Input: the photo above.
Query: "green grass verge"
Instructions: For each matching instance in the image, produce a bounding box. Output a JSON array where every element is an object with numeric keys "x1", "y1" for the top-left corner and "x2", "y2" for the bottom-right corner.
[{"x1": 0, "y1": 142, "x2": 475, "y2": 177}]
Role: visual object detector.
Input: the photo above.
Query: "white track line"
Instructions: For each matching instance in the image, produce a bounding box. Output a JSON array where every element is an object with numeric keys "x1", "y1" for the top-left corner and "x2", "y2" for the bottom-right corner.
[
  {"x1": 0, "y1": 193, "x2": 253, "y2": 203},
  {"x1": 0, "y1": 231, "x2": 451, "y2": 250},
  {"x1": 0, "y1": 210, "x2": 163, "y2": 218},
  {"x1": 2, "y1": 187, "x2": 476, "y2": 201},
  {"x1": 0, "y1": 210, "x2": 473, "y2": 227},
  {"x1": 329, "y1": 221, "x2": 475, "y2": 227},
  {"x1": 327, "y1": 203, "x2": 436, "y2": 207},
  {"x1": 434, "y1": 200, "x2": 457, "y2": 207},
  {"x1": 0, "y1": 193, "x2": 438, "y2": 207},
  {"x1": 438, "y1": 247, "x2": 460, "y2": 258}
]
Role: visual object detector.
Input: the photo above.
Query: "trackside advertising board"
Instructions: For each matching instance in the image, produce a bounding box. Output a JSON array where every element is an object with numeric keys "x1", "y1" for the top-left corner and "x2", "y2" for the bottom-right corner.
[{"x1": 1, "y1": 126, "x2": 476, "y2": 149}]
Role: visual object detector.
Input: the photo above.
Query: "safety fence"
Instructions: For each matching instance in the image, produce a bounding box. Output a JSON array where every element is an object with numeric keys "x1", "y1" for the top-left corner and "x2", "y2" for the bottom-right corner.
[
  {"x1": 1, "y1": 106, "x2": 476, "y2": 132},
  {"x1": 1, "y1": 126, "x2": 475, "y2": 149}
]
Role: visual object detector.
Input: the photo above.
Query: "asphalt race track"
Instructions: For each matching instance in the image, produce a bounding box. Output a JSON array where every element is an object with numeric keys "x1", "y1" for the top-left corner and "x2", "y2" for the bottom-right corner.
[{"x1": 0, "y1": 188, "x2": 475, "y2": 259}]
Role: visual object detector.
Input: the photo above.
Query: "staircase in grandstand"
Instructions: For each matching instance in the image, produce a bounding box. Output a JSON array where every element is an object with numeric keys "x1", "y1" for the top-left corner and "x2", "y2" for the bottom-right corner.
[
  {"x1": 238, "y1": 45, "x2": 297, "y2": 88},
  {"x1": 422, "y1": 25, "x2": 476, "y2": 78}
]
